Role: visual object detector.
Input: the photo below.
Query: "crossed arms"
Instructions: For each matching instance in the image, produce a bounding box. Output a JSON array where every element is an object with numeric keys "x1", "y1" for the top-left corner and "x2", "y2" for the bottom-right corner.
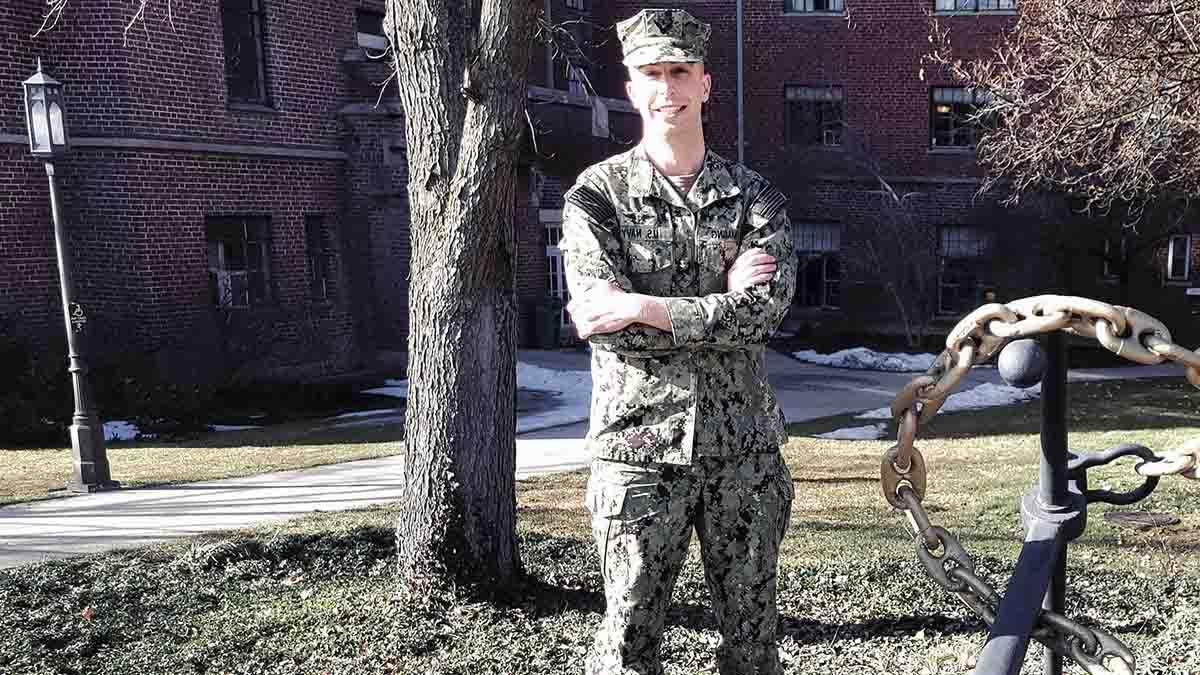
[{"x1": 559, "y1": 176, "x2": 796, "y2": 357}]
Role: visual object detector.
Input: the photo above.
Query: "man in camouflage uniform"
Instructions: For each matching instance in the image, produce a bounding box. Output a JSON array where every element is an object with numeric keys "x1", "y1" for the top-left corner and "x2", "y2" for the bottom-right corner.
[{"x1": 559, "y1": 8, "x2": 797, "y2": 675}]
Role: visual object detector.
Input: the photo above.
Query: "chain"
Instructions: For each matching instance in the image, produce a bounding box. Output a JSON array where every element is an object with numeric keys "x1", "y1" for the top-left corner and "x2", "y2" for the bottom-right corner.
[
  {"x1": 881, "y1": 295, "x2": 1199, "y2": 674},
  {"x1": 895, "y1": 484, "x2": 1136, "y2": 675}
]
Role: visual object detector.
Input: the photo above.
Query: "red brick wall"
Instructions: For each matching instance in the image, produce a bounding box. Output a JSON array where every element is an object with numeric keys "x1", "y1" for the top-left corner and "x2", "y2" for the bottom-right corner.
[{"x1": 2, "y1": 0, "x2": 360, "y2": 149}]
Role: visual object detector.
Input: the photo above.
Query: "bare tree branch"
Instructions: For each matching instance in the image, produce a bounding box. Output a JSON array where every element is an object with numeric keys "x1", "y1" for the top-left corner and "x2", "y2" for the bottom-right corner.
[{"x1": 929, "y1": 0, "x2": 1200, "y2": 218}]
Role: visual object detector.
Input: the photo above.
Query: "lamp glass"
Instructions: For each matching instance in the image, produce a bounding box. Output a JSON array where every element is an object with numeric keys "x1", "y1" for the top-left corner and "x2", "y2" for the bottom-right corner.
[
  {"x1": 49, "y1": 102, "x2": 64, "y2": 145},
  {"x1": 29, "y1": 100, "x2": 50, "y2": 152}
]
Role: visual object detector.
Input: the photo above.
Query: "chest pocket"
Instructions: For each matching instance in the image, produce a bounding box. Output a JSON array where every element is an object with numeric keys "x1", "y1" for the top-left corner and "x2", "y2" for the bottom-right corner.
[
  {"x1": 695, "y1": 200, "x2": 745, "y2": 274},
  {"x1": 620, "y1": 216, "x2": 674, "y2": 274}
]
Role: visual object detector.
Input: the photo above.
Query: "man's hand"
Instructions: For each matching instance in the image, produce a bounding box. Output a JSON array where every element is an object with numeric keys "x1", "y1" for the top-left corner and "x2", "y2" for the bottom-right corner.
[
  {"x1": 727, "y1": 248, "x2": 778, "y2": 292},
  {"x1": 567, "y1": 282, "x2": 670, "y2": 338}
]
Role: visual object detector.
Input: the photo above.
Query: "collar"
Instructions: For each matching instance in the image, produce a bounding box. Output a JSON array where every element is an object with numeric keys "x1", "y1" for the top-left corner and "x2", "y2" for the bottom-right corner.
[{"x1": 627, "y1": 146, "x2": 742, "y2": 209}]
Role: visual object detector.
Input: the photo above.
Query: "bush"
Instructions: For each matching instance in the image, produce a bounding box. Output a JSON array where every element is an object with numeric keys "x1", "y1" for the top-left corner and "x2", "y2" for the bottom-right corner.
[{"x1": 0, "y1": 333, "x2": 217, "y2": 447}]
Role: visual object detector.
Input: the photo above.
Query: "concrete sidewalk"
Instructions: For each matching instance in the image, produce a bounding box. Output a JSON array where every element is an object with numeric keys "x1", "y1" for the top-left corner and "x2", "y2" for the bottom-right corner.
[{"x1": 0, "y1": 349, "x2": 1183, "y2": 569}]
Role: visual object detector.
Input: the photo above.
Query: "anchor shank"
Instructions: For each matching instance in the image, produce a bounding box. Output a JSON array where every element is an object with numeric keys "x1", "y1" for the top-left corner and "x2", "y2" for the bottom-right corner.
[
  {"x1": 1041, "y1": 331, "x2": 1071, "y2": 675},
  {"x1": 1040, "y1": 331, "x2": 1070, "y2": 508}
]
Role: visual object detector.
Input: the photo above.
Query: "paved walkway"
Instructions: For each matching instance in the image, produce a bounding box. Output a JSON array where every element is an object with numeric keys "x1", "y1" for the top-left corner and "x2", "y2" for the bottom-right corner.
[{"x1": 0, "y1": 349, "x2": 1181, "y2": 569}]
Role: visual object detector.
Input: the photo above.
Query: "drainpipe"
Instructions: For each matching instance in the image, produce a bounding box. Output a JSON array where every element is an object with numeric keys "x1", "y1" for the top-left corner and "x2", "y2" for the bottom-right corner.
[
  {"x1": 736, "y1": 0, "x2": 745, "y2": 164},
  {"x1": 545, "y1": 0, "x2": 554, "y2": 88}
]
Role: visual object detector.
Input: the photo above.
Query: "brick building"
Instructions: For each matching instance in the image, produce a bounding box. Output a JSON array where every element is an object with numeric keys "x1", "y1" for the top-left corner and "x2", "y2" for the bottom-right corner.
[
  {"x1": 593, "y1": 0, "x2": 1200, "y2": 347},
  {"x1": 0, "y1": 0, "x2": 636, "y2": 383},
  {"x1": 2, "y1": 0, "x2": 1196, "y2": 387}
]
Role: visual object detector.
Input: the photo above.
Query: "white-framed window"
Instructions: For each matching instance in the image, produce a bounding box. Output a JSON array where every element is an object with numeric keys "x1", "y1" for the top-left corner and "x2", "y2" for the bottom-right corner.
[
  {"x1": 543, "y1": 212, "x2": 571, "y2": 330},
  {"x1": 356, "y1": 9, "x2": 388, "y2": 50},
  {"x1": 931, "y1": 87, "x2": 993, "y2": 149},
  {"x1": 785, "y1": 86, "x2": 844, "y2": 147},
  {"x1": 936, "y1": 0, "x2": 1017, "y2": 11},
  {"x1": 207, "y1": 216, "x2": 272, "y2": 308},
  {"x1": 938, "y1": 226, "x2": 992, "y2": 315},
  {"x1": 794, "y1": 224, "x2": 841, "y2": 309},
  {"x1": 1167, "y1": 234, "x2": 1192, "y2": 282},
  {"x1": 786, "y1": 0, "x2": 845, "y2": 13}
]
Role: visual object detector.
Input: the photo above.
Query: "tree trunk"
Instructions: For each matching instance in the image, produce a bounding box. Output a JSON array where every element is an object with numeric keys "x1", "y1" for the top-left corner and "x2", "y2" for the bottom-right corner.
[{"x1": 386, "y1": 0, "x2": 535, "y2": 591}]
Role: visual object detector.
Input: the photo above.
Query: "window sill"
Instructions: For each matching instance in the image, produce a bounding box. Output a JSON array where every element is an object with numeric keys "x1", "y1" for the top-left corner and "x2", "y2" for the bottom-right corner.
[
  {"x1": 782, "y1": 11, "x2": 846, "y2": 17},
  {"x1": 1164, "y1": 280, "x2": 1193, "y2": 286},
  {"x1": 928, "y1": 147, "x2": 976, "y2": 155},
  {"x1": 227, "y1": 102, "x2": 278, "y2": 115},
  {"x1": 933, "y1": 10, "x2": 1018, "y2": 16}
]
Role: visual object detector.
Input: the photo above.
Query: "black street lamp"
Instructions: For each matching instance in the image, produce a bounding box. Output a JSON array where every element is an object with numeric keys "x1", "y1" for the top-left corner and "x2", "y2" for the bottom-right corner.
[{"x1": 23, "y1": 59, "x2": 117, "y2": 493}]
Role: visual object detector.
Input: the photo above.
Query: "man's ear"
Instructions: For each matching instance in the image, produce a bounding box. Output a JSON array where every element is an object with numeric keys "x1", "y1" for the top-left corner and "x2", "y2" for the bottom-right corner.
[
  {"x1": 625, "y1": 80, "x2": 635, "y2": 102},
  {"x1": 703, "y1": 72, "x2": 712, "y2": 102}
]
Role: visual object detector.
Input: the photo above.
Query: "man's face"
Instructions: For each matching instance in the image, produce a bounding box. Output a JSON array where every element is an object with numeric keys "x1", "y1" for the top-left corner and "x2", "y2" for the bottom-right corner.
[{"x1": 625, "y1": 62, "x2": 711, "y2": 138}]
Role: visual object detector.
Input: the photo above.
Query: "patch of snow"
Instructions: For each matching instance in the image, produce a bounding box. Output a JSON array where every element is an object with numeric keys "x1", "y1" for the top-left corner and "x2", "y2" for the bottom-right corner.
[
  {"x1": 208, "y1": 424, "x2": 264, "y2": 432},
  {"x1": 326, "y1": 409, "x2": 397, "y2": 421},
  {"x1": 814, "y1": 423, "x2": 887, "y2": 440},
  {"x1": 793, "y1": 347, "x2": 938, "y2": 373},
  {"x1": 363, "y1": 382, "x2": 408, "y2": 399},
  {"x1": 354, "y1": 362, "x2": 594, "y2": 434},
  {"x1": 857, "y1": 381, "x2": 1042, "y2": 420},
  {"x1": 104, "y1": 420, "x2": 140, "y2": 442}
]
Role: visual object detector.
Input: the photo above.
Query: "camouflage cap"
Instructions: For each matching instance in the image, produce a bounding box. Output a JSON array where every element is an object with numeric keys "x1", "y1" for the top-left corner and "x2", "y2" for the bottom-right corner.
[{"x1": 616, "y1": 9, "x2": 711, "y2": 68}]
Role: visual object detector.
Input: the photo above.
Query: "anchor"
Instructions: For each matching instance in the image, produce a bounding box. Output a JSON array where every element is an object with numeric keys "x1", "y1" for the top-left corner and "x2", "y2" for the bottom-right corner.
[{"x1": 880, "y1": 295, "x2": 1199, "y2": 675}]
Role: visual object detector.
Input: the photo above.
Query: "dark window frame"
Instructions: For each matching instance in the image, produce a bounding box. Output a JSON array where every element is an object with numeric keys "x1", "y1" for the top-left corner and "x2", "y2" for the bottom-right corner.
[
  {"x1": 206, "y1": 215, "x2": 273, "y2": 309},
  {"x1": 305, "y1": 215, "x2": 335, "y2": 302},
  {"x1": 785, "y1": 85, "x2": 845, "y2": 148},
  {"x1": 931, "y1": 86, "x2": 993, "y2": 149},
  {"x1": 221, "y1": 0, "x2": 271, "y2": 106},
  {"x1": 1167, "y1": 234, "x2": 1192, "y2": 282},
  {"x1": 937, "y1": 225, "x2": 992, "y2": 316},
  {"x1": 794, "y1": 223, "x2": 842, "y2": 309}
]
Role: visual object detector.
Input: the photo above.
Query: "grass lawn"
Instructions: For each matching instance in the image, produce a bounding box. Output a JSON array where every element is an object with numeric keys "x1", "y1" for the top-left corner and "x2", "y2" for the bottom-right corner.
[
  {"x1": 1, "y1": 379, "x2": 1198, "y2": 674},
  {"x1": 0, "y1": 419, "x2": 403, "y2": 507}
]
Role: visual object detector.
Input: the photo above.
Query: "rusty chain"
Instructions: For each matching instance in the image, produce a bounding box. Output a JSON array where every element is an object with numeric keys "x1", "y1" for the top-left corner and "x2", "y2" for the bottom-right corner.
[{"x1": 881, "y1": 295, "x2": 1199, "y2": 674}]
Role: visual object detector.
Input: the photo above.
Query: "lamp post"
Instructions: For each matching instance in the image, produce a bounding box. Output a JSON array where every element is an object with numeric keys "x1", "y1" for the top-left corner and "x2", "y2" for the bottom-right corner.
[{"x1": 23, "y1": 59, "x2": 117, "y2": 493}]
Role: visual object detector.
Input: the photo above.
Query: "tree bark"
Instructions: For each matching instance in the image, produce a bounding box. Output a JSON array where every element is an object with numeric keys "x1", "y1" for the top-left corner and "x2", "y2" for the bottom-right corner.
[{"x1": 386, "y1": 0, "x2": 535, "y2": 591}]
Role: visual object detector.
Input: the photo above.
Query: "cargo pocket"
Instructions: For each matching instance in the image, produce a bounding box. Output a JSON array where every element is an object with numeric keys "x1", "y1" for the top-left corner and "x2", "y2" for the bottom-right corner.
[
  {"x1": 626, "y1": 238, "x2": 674, "y2": 274},
  {"x1": 586, "y1": 461, "x2": 669, "y2": 576},
  {"x1": 769, "y1": 454, "x2": 795, "y2": 543}
]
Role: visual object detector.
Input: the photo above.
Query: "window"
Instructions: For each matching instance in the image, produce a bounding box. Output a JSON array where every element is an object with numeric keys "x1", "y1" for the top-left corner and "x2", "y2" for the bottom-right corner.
[
  {"x1": 356, "y1": 9, "x2": 388, "y2": 50},
  {"x1": 931, "y1": 87, "x2": 993, "y2": 149},
  {"x1": 794, "y1": 224, "x2": 841, "y2": 308},
  {"x1": 1101, "y1": 236, "x2": 1127, "y2": 280},
  {"x1": 207, "y1": 216, "x2": 272, "y2": 308},
  {"x1": 935, "y1": 0, "x2": 1016, "y2": 11},
  {"x1": 305, "y1": 216, "x2": 335, "y2": 301},
  {"x1": 938, "y1": 226, "x2": 992, "y2": 315},
  {"x1": 221, "y1": 0, "x2": 270, "y2": 105},
  {"x1": 786, "y1": 86, "x2": 844, "y2": 147},
  {"x1": 786, "y1": 0, "x2": 845, "y2": 12},
  {"x1": 1167, "y1": 234, "x2": 1192, "y2": 282},
  {"x1": 565, "y1": 0, "x2": 586, "y2": 9}
]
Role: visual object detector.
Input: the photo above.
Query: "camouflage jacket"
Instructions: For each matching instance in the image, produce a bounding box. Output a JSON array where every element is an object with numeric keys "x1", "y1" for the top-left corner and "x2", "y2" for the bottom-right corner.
[{"x1": 560, "y1": 147, "x2": 797, "y2": 465}]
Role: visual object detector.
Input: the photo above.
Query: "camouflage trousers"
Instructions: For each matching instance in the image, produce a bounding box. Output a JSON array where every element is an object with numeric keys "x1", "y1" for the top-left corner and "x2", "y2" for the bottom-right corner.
[{"x1": 584, "y1": 452, "x2": 794, "y2": 675}]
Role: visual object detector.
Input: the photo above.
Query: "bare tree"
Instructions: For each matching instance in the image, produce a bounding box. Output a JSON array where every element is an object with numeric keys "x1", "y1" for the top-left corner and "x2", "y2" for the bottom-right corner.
[
  {"x1": 779, "y1": 129, "x2": 941, "y2": 348},
  {"x1": 928, "y1": 0, "x2": 1200, "y2": 219},
  {"x1": 384, "y1": 0, "x2": 536, "y2": 593},
  {"x1": 41, "y1": 0, "x2": 539, "y2": 593}
]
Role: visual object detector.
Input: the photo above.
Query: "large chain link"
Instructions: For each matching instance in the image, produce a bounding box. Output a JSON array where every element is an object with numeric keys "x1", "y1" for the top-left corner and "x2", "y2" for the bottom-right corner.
[{"x1": 881, "y1": 295, "x2": 1199, "y2": 674}]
